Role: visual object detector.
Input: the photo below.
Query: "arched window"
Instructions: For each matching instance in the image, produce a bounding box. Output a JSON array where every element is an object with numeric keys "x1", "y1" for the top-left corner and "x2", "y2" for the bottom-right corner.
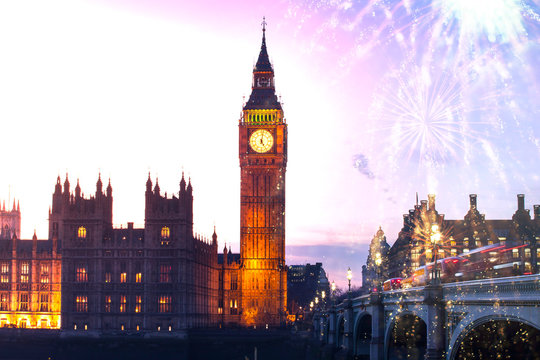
[
  {"x1": 78, "y1": 226, "x2": 87, "y2": 239},
  {"x1": 161, "y1": 227, "x2": 170, "y2": 239}
]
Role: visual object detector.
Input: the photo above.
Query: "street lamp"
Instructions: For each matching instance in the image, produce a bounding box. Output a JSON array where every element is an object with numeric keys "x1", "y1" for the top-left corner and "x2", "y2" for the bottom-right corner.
[
  {"x1": 374, "y1": 252, "x2": 382, "y2": 291},
  {"x1": 347, "y1": 267, "x2": 352, "y2": 295},
  {"x1": 321, "y1": 291, "x2": 326, "y2": 310},
  {"x1": 430, "y1": 224, "x2": 442, "y2": 284},
  {"x1": 310, "y1": 301, "x2": 314, "y2": 311},
  {"x1": 331, "y1": 280, "x2": 336, "y2": 306}
]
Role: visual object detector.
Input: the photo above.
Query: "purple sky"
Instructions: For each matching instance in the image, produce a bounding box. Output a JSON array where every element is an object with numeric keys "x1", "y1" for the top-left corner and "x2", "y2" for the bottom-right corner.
[{"x1": 0, "y1": 0, "x2": 539, "y2": 288}]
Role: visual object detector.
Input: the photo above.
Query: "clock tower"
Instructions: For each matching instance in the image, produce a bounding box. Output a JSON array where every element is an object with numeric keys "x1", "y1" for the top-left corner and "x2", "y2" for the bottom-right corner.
[{"x1": 239, "y1": 21, "x2": 287, "y2": 327}]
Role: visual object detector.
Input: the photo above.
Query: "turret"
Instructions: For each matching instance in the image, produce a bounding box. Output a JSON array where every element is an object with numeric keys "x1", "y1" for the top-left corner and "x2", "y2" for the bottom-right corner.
[
  {"x1": 212, "y1": 226, "x2": 217, "y2": 246},
  {"x1": 63, "y1": 174, "x2": 70, "y2": 197},
  {"x1": 55, "y1": 176, "x2": 62, "y2": 194},
  {"x1": 146, "y1": 173, "x2": 152, "y2": 193},
  {"x1": 75, "y1": 179, "x2": 81, "y2": 198},
  {"x1": 154, "y1": 178, "x2": 160, "y2": 196},
  {"x1": 180, "y1": 172, "x2": 186, "y2": 195},
  {"x1": 32, "y1": 230, "x2": 37, "y2": 257},
  {"x1": 96, "y1": 173, "x2": 103, "y2": 196},
  {"x1": 106, "y1": 178, "x2": 112, "y2": 197}
]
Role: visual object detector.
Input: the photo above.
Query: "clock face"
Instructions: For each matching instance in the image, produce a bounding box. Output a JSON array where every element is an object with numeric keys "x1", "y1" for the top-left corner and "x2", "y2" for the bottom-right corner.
[
  {"x1": 249, "y1": 129, "x2": 274, "y2": 153},
  {"x1": 258, "y1": 77, "x2": 269, "y2": 87}
]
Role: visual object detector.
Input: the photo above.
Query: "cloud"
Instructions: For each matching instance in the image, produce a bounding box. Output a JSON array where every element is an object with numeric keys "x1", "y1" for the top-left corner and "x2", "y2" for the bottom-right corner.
[{"x1": 353, "y1": 153, "x2": 374, "y2": 179}]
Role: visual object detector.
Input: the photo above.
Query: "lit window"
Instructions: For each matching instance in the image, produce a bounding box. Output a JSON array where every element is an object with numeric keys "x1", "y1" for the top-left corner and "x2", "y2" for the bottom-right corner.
[
  {"x1": 1, "y1": 263, "x2": 9, "y2": 283},
  {"x1": 158, "y1": 295, "x2": 172, "y2": 313},
  {"x1": 160, "y1": 264, "x2": 171, "y2": 283},
  {"x1": 120, "y1": 295, "x2": 127, "y2": 313},
  {"x1": 105, "y1": 272, "x2": 112, "y2": 283},
  {"x1": 0, "y1": 293, "x2": 9, "y2": 311},
  {"x1": 40, "y1": 293, "x2": 49, "y2": 312},
  {"x1": 120, "y1": 272, "x2": 127, "y2": 283},
  {"x1": 135, "y1": 295, "x2": 142, "y2": 313},
  {"x1": 463, "y1": 248, "x2": 469, "y2": 253},
  {"x1": 78, "y1": 226, "x2": 87, "y2": 239},
  {"x1": 135, "y1": 272, "x2": 142, "y2": 283},
  {"x1": 525, "y1": 248, "x2": 531, "y2": 258},
  {"x1": 76, "y1": 295, "x2": 88, "y2": 312},
  {"x1": 40, "y1": 264, "x2": 49, "y2": 284},
  {"x1": 161, "y1": 227, "x2": 170, "y2": 239},
  {"x1": 76, "y1": 265, "x2": 88, "y2": 283},
  {"x1": 513, "y1": 249, "x2": 519, "y2": 259},
  {"x1": 104, "y1": 296, "x2": 111, "y2": 313},
  {"x1": 20, "y1": 262, "x2": 29, "y2": 283},
  {"x1": 451, "y1": 249, "x2": 457, "y2": 256},
  {"x1": 230, "y1": 299, "x2": 238, "y2": 315},
  {"x1": 19, "y1": 293, "x2": 29, "y2": 311}
]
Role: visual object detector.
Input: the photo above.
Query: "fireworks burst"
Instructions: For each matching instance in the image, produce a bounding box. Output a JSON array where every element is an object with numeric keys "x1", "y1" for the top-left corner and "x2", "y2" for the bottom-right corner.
[{"x1": 368, "y1": 61, "x2": 477, "y2": 170}]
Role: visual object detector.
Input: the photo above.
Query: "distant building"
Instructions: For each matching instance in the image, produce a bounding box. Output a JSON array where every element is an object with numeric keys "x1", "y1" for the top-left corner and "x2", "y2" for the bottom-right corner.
[
  {"x1": 361, "y1": 227, "x2": 390, "y2": 292},
  {"x1": 287, "y1": 263, "x2": 330, "y2": 311},
  {"x1": 386, "y1": 194, "x2": 540, "y2": 279},
  {"x1": 0, "y1": 232, "x2": 61, "y2": 329},
  {"x1": 0, "y1": 201, "x2": 20, "y2": 240}
]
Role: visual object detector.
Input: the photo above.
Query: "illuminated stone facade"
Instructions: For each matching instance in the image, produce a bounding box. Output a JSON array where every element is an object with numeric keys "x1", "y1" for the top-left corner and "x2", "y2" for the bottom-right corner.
[
  {"x1": 238, "y1": 25, "x2": 287, "y2": 327},
  {"x1": 52, "y1": 174, "x2": 218, "y2": 332},
  {"x1": 0, "y1": 233, "x2": 61, "y2": 329},
  {"x1": 387, "y1": 194, "x2": 540, "y2": 278},
  {"x1": 361, "y1": 227, "x2": 390, "y2": 292},
  {"x1": 217, "y1": 25, "x2": 288, "y2": 328}
]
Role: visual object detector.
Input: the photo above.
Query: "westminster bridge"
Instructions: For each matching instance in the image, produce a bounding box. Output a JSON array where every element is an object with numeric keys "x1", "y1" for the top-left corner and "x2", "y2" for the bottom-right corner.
[{"x1": 312, "y1": 274, "x2": 540, "y2": 359}]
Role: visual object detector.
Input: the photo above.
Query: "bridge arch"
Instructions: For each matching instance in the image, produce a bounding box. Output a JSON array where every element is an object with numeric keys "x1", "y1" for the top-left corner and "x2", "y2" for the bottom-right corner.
[
  {"x1": 353, "y1": 311, "x2": 371, "y2": 359},
  {"x1": 449, "y1": 314, "x2": 540, "y2": 360},
  {"x1": 385, "y1": 312, "x2": 426, "y2": 360}
]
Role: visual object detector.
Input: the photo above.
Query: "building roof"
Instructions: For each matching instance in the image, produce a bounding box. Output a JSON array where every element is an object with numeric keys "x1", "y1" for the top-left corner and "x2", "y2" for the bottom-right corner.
[{"x1": 217, "y1": 252, "x2": 240, "y2": 265}]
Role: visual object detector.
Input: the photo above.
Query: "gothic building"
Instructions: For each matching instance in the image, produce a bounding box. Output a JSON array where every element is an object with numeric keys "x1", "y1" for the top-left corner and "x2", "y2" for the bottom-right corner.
[
  {"x1": 54, "y1": 174, "x2": 218, "y2": 332},
  {"x1": 218, "y1": 23, "x2": 288, "y2": 327},
  {"x1": 0, "y1": 200, "x2": 20, "y2": 241},
  {"x1": 0, "y1": 22, "x2": 288, "y2": 330},
  {"x1": 386, "y1": 194, "x2": 540, "y2": 279}
]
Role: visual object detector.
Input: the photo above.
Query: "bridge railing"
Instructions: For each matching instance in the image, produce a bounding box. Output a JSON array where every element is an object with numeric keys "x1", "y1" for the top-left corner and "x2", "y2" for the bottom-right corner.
[{"x1": 443, "y1": 274, "x2": 540, "y2": 302}]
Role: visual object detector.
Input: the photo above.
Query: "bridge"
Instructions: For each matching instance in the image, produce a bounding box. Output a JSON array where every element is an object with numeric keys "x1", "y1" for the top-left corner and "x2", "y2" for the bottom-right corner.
[{"x1": 312, "y1": 274, "x2": 540, "y2": 359}]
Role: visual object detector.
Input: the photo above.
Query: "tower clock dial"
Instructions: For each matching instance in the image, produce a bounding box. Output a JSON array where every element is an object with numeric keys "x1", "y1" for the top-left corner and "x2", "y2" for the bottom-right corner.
[{"x1": 249, "y1": 129, "x2": 274, "y2": 153}]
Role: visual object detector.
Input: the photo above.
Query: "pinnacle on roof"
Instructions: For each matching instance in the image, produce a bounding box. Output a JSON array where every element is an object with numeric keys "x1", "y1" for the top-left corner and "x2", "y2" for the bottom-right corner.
[{"x1": 255, "y1": 17, "x2": 273, "y2": 72}]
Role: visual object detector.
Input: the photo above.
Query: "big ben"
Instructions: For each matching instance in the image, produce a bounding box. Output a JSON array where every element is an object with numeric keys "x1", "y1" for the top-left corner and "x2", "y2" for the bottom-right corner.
[{"x1": 239, "y1": 20, "x2": 287, "y2": 327}]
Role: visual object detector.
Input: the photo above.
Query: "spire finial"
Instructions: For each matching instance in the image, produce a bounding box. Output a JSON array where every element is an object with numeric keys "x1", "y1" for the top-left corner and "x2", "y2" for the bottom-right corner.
[{"x1": 262, "y1": 16, "x2": 267, "y2": 33}]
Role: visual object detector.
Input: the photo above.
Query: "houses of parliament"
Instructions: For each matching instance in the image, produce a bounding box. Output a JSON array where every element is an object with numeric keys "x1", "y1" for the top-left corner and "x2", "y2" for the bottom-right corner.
[{"x1": 0, "y1": 24, "x2": 287, "y2": 331}]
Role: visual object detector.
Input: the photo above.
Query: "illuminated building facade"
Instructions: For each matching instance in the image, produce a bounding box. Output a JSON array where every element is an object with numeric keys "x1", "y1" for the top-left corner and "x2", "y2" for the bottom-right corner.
[
  {"x1": 387, "y1": 194, "x2": 540, "y2": 278},
  {"x1": 0, "y1": 215, "x2": 61, "y2": 329},
  {"x1": 361, "y1": 227, "x2": 390, "y2": 292},
  {"x1": 234, "y1": 22, "x2": 287, "y2": 327},
  {"x1": 52, "y1": 174, "x2": 218, "y2": 332}
]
